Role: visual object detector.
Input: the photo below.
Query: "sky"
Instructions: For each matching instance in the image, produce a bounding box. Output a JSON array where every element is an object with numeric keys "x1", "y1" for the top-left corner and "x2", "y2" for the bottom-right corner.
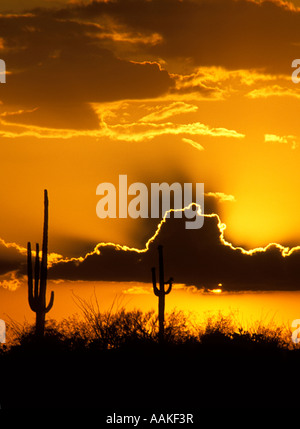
[{"x1": 1, "y1": 0, "x2": 300, "y2": 299}]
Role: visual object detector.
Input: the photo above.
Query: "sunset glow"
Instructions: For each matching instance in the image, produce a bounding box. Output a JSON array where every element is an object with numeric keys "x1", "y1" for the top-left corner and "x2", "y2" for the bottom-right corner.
[
  {"x1": 0, "y1": 0, "x2": 300, "y2": 308},
  {"x1": 1, "y1": 0, "x2": 300, "y2": 411}
]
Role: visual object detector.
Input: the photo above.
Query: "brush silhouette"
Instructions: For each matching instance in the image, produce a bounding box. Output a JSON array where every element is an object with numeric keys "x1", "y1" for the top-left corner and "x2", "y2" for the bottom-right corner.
[
  {"x1": 27, "y1": 189, "x2": 54, "y2": 337},
  {"x1": 151, "y1": 245, "x2": 173, "y2": 343}
]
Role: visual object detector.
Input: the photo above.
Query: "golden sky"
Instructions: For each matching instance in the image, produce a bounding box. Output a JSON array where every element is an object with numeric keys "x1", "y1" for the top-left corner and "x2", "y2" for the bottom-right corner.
[{"x1": 1, "y1": 0, "x2": 300, "y2": 292}]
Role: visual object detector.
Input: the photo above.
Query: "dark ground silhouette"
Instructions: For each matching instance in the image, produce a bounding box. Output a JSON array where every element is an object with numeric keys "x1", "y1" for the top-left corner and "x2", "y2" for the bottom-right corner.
[{"x1": 0, "y1": 311, "x2": 298, "y2": 410}]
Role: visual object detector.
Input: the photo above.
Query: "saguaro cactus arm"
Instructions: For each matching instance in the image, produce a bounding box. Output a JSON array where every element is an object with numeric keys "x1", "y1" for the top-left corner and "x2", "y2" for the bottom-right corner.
[
  {"x1": 34, "y1": 243, "x2": 40, "y2": 299},
  {"x1": 27, "y1": 244, "x2": 54, "y2": 312},
  {"x1": 45, "y1": 290, "x2": 54, "y2": 313},
  {"x1": 27, "y1": 241, "x2": 34, "y2": 310},
  {"x1": 164, "y1": 278, "x2": 173, "y2": 295},
  {"x1": 151, "y1": 267, "x2": 160, "y2": 296}
]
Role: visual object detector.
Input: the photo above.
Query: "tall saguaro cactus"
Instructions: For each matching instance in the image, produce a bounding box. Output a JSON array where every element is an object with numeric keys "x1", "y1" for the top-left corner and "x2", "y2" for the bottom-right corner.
[
  {"x1": 27, "y1": 190, "x2": 54, "y2": 337},
  {"x1": 151, "y1": 245, "x2": 173, "y2": 343}
]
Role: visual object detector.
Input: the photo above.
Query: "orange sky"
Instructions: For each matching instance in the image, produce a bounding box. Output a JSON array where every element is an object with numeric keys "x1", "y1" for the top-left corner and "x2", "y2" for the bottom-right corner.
[
  {"x1": 2, "y1": 280, "x2": 300, "y2": 332},
  {"x1": 1, "y1": 0, "x2": 300, "y2": 322}
]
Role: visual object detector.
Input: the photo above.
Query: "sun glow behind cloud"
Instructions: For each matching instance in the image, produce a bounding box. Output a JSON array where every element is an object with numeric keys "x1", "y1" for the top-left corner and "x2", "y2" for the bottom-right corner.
[
  {"x1": 3, "y1": 197, "x2": 300, "y2": 293},
  {"x1": 49, "y1": 204, "x2": 300, "y2": 277},
  {"x1": 1, "y1": 0, "x2": 300, "y2": 296}
]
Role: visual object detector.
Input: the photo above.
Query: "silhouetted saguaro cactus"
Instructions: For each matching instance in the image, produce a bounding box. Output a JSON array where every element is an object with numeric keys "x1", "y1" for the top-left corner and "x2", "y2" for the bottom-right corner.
[
  {"x1": 151, "y1": 245, "x2": 173, "y2": 343},
  {"x1": 27, "y1": 190, "x2": 54, "y2": 337}
]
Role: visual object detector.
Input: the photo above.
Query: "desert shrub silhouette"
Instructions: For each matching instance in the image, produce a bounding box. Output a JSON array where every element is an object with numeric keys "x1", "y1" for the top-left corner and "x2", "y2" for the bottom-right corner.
[{"x1": 5, "y1": 305, "x2": 291, "y2": 352}]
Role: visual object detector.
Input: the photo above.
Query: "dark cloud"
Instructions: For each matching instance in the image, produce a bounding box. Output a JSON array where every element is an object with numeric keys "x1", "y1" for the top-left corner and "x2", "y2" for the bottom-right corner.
[
  {"x1": 48, "y1": 211, "x2": 300, "y2": 291},
  {"x1": 2, "y1": 194, "x2": 299, "y2": 291},
  {"x1": 62, "y1": 0, "x2": 300, "y2": 74},
  {"x1": 0, "y1": 242, "x2": 25, "y2": 276},
  {"x1": 1, "y1": 0, "x2": 297, "y2": 129},
  {"x1": 0, "y1": 12, "x2": 173, "y2": 129}
]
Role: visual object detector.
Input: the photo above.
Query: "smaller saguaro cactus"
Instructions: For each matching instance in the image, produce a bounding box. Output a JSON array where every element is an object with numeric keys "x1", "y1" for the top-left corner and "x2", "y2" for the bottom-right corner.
[
  {"x1": 151, "y1": 245, "x2": 173, "y2": 343},
  {"x1": 27, "y1": 190, "x2": 54, "y2": 337}
]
